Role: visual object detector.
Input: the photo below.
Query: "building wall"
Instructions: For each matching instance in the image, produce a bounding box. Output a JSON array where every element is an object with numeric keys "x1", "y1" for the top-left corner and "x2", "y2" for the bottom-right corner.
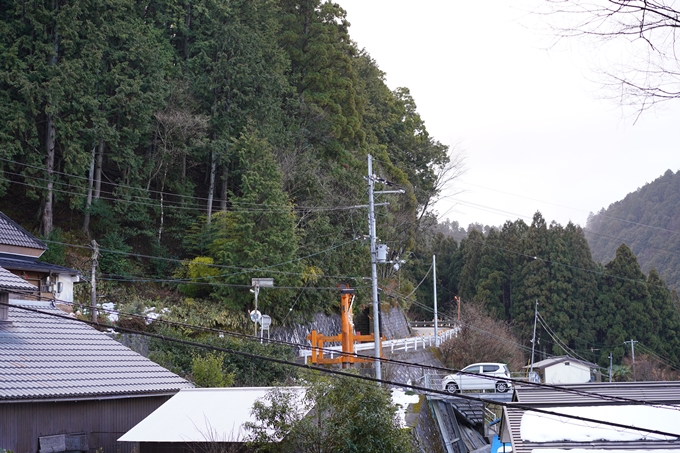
[
  {"x1": 544, "y1": 362, "x2": 591, "y2": 384},
  {"x1": 0, "y1": 395, "x2": 172, "y2": 453},
  {"x1": 55, "y1": 272, "x2": 78, "y2": 303}
]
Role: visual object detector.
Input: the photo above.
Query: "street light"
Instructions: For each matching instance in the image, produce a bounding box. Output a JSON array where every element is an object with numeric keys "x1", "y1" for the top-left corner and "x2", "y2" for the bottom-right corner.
[{"x1": 251, "y1": 278, "x2": 274, "y2": 337}]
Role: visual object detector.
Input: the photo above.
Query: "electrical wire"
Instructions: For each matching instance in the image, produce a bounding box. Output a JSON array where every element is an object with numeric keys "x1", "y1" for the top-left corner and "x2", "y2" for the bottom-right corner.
[
  {"x1": 6, "y1": 301, "x2": 680, "y2": 438},
  {"x1": 44, "y1": 237, "x2": 365, "y2": 281},
  {"x1": 536, "y1": 312, "x2": 591, "y2": 364}
]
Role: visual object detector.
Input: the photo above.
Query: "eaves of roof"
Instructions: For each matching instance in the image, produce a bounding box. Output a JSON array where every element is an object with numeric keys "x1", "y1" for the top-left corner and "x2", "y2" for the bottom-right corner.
[{"x1": 0, "y1": 255, "x2": 81, "y2": 276}]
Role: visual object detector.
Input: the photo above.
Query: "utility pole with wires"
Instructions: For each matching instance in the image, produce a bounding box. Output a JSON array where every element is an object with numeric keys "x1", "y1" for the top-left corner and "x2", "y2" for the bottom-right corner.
[
  {"x1": 90, "y1": 240, "x2": 99, "y2": 323},
  {"x1": 433, "y1": 255, "x2": 438, "y2": 347},
  {"x1": 530, "y1": 300, "x2": 538, "y2": 374},
  {"x1": 366, "y1": 154, "x2": 404, "y2": 381},
  {"x1": 609, "y1": 352, "x2": 613, "y2": 382},
  {"x1": 624, "y1": 339, "x2": 638, "y2": 381}
]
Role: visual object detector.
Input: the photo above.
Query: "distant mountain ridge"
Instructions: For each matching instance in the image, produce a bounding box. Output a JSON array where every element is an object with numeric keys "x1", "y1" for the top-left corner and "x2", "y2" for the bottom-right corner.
[{"x1": 586, "y1": 169, "x2": 680, "y2": 291}]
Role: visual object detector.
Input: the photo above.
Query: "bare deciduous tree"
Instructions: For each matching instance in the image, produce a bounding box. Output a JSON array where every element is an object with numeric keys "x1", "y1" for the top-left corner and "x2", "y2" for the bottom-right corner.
[{"x1": 540, "y1": 0, "x2": 680, "y2": 114}]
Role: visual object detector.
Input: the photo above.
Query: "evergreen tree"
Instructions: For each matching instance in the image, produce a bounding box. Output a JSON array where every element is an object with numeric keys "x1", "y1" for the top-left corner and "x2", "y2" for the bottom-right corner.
[
  {"x1": 207, "y1": 131, "x2": 300, "y2": 315},
  {"x1": 457, "y1": 229, "x2": 485, "y2": 301},
  {"x1": 513, "y1": 212, "x2": 551, "y2": 340},
  {"x1": 594, "y1": 244, "x2": 653, "y2": 364}
]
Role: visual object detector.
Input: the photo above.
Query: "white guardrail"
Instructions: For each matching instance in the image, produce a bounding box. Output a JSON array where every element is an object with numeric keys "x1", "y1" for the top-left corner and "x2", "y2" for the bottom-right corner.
[{"x1": 299, "y1": 328, "x2": 458, "y2": 363}]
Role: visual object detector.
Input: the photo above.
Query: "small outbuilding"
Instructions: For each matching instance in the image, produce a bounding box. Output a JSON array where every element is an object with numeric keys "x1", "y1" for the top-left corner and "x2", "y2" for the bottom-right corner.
[{"x1": 525, "y1": 356, "x2": 598, "y2": 384}]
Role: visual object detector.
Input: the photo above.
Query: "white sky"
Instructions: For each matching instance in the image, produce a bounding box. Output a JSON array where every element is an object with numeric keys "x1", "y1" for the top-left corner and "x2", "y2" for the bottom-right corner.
[{"x1": 337, "y1": 0, "x2": 680, "y2": 229}]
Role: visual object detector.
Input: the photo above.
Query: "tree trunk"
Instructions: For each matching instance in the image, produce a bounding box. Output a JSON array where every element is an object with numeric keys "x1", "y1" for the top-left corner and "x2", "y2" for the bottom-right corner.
[
  {"x1": 94, "y1": 137, "x2": 103, "y2": 199},
  {"x1": 158, "y1": 168, "x2": 167, "y2": 244},
  {"x1": 41, "y1": 114, "x2": 56, "y2": 237},
  {"x1": 220, "y1": 164, "x2": 228, "y2": 211},
  {"x1": 82, "y1": 144, "x2": 96, "y2": 237},
  {"x1": 206, "y1": 150, "x2": 216, "y2": 224}
]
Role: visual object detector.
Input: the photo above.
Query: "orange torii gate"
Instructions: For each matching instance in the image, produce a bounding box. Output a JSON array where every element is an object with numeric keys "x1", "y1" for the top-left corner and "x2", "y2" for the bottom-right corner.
[{"x1": 306, "y1": 283, "x2": 383, "y2": 365}]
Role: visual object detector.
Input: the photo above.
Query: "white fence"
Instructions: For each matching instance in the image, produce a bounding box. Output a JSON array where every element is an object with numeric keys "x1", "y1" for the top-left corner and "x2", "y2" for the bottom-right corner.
[{"x1": 299, "y1": 328, "x2": 458, "y2": 363}]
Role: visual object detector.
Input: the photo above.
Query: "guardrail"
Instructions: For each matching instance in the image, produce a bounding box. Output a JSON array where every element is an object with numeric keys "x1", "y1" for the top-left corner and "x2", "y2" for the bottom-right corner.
[
  {"x1": 299, "y1": 327, "x2": 458, "y2": 363},
  {"x1": 409, "y1": 320, "x2": 457, "y2": 328}
]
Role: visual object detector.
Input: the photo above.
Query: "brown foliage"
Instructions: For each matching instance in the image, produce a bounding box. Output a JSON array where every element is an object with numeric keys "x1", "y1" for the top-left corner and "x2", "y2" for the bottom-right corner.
[
  {"x1": 440, "y1": 302, "x2": 525, "y2": 372},
  {"x1": 623, "y1": 354, "x2": 680, "y2": 382}
]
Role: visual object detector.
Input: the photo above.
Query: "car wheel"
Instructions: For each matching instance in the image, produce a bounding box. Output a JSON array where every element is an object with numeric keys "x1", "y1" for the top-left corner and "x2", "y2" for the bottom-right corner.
[
  {"x1": 495, "y1": 381, "x2": 509, "y2": 393},
  {"x1": 445, "y1": 382, "x2": 460, "y2": 393}
]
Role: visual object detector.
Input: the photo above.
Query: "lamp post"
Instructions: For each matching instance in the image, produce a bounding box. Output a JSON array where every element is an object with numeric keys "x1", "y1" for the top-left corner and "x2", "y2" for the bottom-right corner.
[{"x1": 251, "y1": 278, "x2": 274, "y2": 337}]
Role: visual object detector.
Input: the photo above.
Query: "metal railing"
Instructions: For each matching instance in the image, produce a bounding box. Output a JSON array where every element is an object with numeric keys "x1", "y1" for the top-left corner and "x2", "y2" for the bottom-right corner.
[{"x1": 299, "y1": 328, "x2": 458, "y2": 362}]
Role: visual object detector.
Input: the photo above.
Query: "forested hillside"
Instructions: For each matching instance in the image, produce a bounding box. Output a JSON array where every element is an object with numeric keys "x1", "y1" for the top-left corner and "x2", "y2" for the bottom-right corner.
[
  {"x1": 586, "y1": 169, "x2": 680, "y2": 292},
  {"x1": 0, "y1": 0, "x2": 455, "y2": 325},
  {"x1": 409, "y1": 212, "x2": 680, "y2": 367}
]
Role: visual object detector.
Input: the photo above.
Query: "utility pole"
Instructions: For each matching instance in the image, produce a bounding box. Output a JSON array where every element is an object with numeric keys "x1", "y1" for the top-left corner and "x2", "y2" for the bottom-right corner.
[
  {"x1": 624, "y1": 339, "x2": 638, "y2": 381},
  {"x1": 367, "y1": 154, "x2": 403, "y2": 381},
  {"x1": 529, "y1": 300, "x2": 538, "y2": 374},
  {"x1": 433, "y1": 255, "x2": 438, "y2": 347},
  {"x1": 90, "y1": 240, "x2": 99, "y2": 323},
  {"x1": 609, "y1": 352, "x2": 613, "y2": 382}
]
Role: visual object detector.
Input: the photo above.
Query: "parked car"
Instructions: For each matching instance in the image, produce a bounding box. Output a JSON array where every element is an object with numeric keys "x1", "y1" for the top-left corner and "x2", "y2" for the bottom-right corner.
[{"x1": 442, "y1": 362, "x2": 512, "y2": 393}]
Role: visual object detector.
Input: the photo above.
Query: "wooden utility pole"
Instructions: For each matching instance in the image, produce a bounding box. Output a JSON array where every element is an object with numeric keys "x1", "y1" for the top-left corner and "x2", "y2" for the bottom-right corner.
[
  {"x1": 624, "y1": 339, "x2": 638, "y2": 381},
  {"x1": 90, "y1": 240, "x2": 99, "y2": 322}
]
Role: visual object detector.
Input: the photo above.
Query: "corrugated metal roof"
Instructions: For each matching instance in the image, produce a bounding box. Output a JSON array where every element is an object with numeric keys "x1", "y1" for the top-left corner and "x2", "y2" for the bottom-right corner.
[
  {"x1": 504, "y1": 382, "x2": 680, "y2": 453},
  {"x1": 525, "y1": 356, "x2": 599, "y2": 370},
  {"x1": 514, "y1": 381, "x2": 680, "y2": 405},
  {"x1": 0, "y1": 303, "x2": 192, "y2": 401},
  {"x1": 0, "y1": 212, "x2": 46, "y2": 250},
  {"x1": 119, "y1": 387, "x2": 307, "y2": 443},
  {"x1": 0, "y1": 266, "x2": 38, "y2": 291}
]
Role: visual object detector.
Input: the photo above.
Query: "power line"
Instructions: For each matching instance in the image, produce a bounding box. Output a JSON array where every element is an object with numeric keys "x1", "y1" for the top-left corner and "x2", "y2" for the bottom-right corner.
[{"x1": 7, "y1": 301, "x2": 680, "y2": 438}]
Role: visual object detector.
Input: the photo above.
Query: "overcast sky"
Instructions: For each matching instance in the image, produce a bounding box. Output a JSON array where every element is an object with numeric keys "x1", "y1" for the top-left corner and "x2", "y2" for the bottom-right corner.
[{"x1": 336, "y1": 0, "x2": 680, "y2": 229}]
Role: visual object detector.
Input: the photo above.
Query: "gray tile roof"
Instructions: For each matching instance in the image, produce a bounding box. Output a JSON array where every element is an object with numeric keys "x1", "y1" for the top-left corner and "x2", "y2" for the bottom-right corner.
[
  {"x1": 0, "y1": 212, "x2": 46, "y2": 250},
  {"x1": 0, "y1": 266, "x2": 38, "y2": 292},
  {"x1": 0, "y1": 303, "x2": 192, "y2": 402}
]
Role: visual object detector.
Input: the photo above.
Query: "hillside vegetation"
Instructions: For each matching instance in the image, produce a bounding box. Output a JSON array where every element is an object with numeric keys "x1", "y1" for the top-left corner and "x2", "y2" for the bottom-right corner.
[
  {"x1": 0, "y1": 0, "x2": 456, "y2": 326},
  {"x1": 409, "y1": 212, "x2": 680, "y2": 368},
  {"x1": 586, "y1": 169, "x2": 680, "y2": 292}
]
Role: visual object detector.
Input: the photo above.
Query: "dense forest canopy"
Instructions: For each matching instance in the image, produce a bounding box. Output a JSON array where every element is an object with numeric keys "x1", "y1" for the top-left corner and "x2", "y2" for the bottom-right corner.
[
  {"x1": 586, "y1": 169, "x2": 680, "y2": 292},
  {"x1": 409, "y1": 211, "x2": 680, "y2": 368},
  {"x1": 2, "y1": 0, "x2": 679, "y2": 378},
  {"x1": 0, "y1": 0, "x2": 455, "y2": 323}
]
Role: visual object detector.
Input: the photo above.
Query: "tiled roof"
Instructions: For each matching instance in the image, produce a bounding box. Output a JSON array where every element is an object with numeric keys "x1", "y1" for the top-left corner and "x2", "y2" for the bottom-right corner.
[
  {"x1": 0, "y1": 212, "x2": 46, "y2": 250},
  {"x1": 0, "y1": 266, "x2": 38, "y2": 292},
  {"x1": 0, "y1": 303, "x2": 192, "y2": 402}
]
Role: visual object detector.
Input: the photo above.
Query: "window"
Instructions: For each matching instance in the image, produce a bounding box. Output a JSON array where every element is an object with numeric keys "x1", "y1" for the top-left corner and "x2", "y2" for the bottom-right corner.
[{"x1": 483, "y1": 365, "x2": 499, "y2": 373}]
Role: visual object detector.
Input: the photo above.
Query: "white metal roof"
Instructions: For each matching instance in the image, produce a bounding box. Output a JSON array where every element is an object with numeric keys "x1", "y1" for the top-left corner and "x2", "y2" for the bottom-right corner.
[
  {"x1": 119, "y1": 387, "x2": 306, "y2": 443},
  {"x1": 524, "y1": 356, "x2": 598, "y2": 370}
]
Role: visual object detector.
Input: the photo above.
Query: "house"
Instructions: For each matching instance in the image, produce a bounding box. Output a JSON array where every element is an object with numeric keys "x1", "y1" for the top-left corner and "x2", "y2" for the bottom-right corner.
[
  {"x1": 119, "y1": 387, "x2": 307, "y2": 452},
  {"x1": 0, "y1": 211, "x2": 81, "y2": 303},
  {"x1": 0, "y1": 298, "x2": 193, "y2": 453},
  {"x1": 525, "y1": 356, "x2": 599, "y2": 384},
  {"x1": 500, "y1": 381, "x2": 680, "y2": 452}
]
